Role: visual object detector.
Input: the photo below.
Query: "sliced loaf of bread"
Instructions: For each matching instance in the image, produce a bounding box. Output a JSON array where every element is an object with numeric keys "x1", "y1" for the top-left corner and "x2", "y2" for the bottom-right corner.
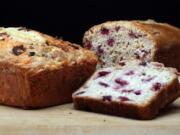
[{"x1": 83, "y1": 20, "x2": 180, "y2": 69}]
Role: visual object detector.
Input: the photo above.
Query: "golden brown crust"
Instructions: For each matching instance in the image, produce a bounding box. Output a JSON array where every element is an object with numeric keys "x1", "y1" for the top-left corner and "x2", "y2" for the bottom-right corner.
[
  {"x1": 42, "y1": 33, "x2": 79, "y2": 52},
  {"x1": 132, "y1": 20, "x2": 180, "y2": 50},
  {"x1": 0, "y1": 59, "x2": 97, "y2": 109},
  {"x1": 73, "y1": 78, "x2": 180, "y2": 120}
]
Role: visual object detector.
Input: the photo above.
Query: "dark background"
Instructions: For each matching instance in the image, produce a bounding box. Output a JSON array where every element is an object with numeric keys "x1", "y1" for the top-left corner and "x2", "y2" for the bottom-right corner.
[{"x1": 0, "y1": 0, "x2": 179, "y2": 44}]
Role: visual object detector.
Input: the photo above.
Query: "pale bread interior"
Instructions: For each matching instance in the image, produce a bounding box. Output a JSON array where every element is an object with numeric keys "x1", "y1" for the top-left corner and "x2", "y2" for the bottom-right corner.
[
  {"x1": 73, "y1": 60, "x2": 177, "y2": 106},
  {"x1": 84, "y1": 21, "x2": 155, "y2": 67}
]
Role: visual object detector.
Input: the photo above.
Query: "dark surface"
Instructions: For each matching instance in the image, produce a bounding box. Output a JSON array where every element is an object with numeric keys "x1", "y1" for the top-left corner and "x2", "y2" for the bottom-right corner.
[{"x1": 0, "y1": 0, "x2": 179, "y2": 44}]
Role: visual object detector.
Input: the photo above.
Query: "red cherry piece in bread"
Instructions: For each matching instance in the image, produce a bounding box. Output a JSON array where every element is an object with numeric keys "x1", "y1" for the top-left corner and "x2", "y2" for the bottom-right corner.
[
  {"x1": 107, "y1": 38, "x2": 114, "y2": 46},
  {"x1": 142, "y1": 76, "x2": 155, "y2": 82},
  {"x1": 99, "y1": 82, "x2": 109, "y2": 87},
  {"x1": 97, "y1": 46, "x2": 104, "y2": 55},
  {"x1": 118, "y1": 96, "x2": 130, "y2": 101},
  {"x1": 125, "y1": 70, "x2": 134, "y2": 75},
  {"x1": 102, "y1": 96, "x2": 112, "y2": 101},
  {"x1": 151, "y1": 83, "x2": 162, "y2": 91},
  {"x1": 115, "y1": 78, "x2": 129, "y2": 86},
  {"x1": 121, "y1": 89, "x2": 133, "y2": 93},
  {"x1": 134, "y1": 90, "x2": 141, "y2": 95},
  {"x1": 97, "y1": 71, "x2": 110, "y2": 77},
  {"x1": 101, "y1": 27, "x2": 109, "y2": 35},
  {"x1": 86, "y1": 41, "x2": 92, "y2": 49}
]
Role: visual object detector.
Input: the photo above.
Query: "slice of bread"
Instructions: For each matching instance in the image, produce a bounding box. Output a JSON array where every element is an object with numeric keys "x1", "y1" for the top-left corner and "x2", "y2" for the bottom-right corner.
[
  {"x1": 83, "y1": 20, "x2": 180, "y2": 70},
  {"x1": 73, "y1": 60, "x2": 180, "y2": 119}
]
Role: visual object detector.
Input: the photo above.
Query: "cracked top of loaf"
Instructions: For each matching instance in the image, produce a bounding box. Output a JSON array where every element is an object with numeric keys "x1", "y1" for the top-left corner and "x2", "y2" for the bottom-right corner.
[{"x1": 0, "y1": 27, "x2": 97, "y2": 71}]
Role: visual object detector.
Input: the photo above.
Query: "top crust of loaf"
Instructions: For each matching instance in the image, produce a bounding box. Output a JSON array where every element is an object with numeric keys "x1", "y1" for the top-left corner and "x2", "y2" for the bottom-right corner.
[{"x1": 0, "y1": 27, "x2": 98, "y2": 72}]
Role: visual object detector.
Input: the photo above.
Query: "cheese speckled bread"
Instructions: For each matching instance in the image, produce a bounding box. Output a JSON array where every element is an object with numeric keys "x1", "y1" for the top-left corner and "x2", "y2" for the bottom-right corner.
[
  {"x1": 0, "y1": 27, "x2": 98, "y2": 109},
  {"x1": 73, "y1": 60, "x2": 180, "y2": 119},
  {"x1": 83, "y1": 20, "x2": 180, "y2": 69}
]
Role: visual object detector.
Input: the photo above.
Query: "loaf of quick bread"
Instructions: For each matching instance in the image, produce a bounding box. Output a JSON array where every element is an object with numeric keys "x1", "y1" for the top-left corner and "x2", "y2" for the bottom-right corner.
[
  {"x1": 83, "y1": 20, "x2": 180, "y2": 69},
  {"x1": 0, "y1": 27, "x2": 98, "y2": 109}
]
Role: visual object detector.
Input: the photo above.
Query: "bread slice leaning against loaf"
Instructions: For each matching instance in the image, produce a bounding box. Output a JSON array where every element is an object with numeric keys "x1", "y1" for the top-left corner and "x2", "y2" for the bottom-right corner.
[
  {"x1": 0, "y1": 27, "x2": 98, "y2": 109},
  {"x1": 83, "y1": 20, "x2": 180, "y2": 70},
  {"x1": 73, "y1": 60, "x2": 180, "y2": 120}
]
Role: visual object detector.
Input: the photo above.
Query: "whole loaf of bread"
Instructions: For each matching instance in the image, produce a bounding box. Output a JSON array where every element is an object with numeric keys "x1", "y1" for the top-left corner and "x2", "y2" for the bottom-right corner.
[{"x1": 0, "y1": 27, "x2": 98, "y2": 109}]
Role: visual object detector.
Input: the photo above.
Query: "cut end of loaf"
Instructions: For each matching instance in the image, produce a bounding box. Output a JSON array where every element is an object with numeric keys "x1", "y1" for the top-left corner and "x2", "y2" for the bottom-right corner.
[{"x1": 83, "y1": 21, "x2": 155, "y2": 68}]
